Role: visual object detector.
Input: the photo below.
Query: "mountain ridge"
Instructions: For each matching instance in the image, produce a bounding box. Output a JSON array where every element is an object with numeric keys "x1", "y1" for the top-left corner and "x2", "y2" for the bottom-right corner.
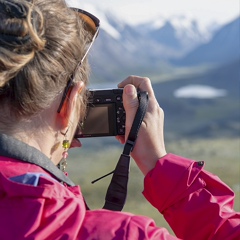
[
  {"x1": 172, "y1": 17, "x2": 240, "y2": 66},
  {"x1": 88, "y1": 11, "x2": 239, "y2": 82}
]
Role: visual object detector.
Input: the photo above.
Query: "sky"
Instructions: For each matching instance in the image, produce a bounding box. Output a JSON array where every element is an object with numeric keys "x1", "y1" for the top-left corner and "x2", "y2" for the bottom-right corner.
[{"x1": 68, "y1": 0, "x2": 239, "y2": 26}]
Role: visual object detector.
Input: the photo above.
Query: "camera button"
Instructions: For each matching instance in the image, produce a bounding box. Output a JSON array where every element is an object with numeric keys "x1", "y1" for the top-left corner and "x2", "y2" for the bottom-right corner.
[
  {"x1": 104, "y1": 98, "x2": 113, "y2": 102},
  {"x1": 118, "y1": 128, "x2": 125, "y2": 134},
  {"x1": 94, "y1": 98, "x2": 102, "y2": 103},
  {"x1": 118, "y1": 106, "x2": 124, "y2": 111},
  {"x1": 116, "y1": 95, "x2": 122, "y2": 102}
]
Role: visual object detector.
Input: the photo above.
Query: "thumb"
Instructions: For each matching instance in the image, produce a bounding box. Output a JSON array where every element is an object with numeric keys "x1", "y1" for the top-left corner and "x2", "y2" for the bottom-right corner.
[{"x1": 123, "y1": 84, "x2": 139, "y2": 142}]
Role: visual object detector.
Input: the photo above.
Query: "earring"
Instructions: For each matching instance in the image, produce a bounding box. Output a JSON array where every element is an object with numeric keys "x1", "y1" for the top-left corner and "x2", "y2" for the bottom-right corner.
[{"x1": 59, "y1": 129, "x2": 70, "y2": 173}]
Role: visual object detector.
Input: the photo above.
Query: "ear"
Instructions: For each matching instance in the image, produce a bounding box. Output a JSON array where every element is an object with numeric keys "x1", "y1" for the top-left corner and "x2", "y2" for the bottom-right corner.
[{"x1": 57, "y1": 81, "x2": 84, "y2": 129}]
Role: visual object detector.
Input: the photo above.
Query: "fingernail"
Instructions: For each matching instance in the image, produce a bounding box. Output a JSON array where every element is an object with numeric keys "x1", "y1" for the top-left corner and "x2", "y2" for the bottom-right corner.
[{"x1": 125, "y1": 85, "x2": 136, "y2": 96}]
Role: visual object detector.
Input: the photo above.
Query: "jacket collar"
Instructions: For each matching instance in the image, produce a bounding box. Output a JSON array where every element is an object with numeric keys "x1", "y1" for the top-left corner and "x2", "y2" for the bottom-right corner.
[{"x1": 0, "y1": 133, "x2": 75, "y2": 186}]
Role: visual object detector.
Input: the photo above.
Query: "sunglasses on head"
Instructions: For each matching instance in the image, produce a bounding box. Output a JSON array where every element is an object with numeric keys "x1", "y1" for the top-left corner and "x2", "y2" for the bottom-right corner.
[{"x1": 57, "y1": 8, "x2": 100, "y2": 113}]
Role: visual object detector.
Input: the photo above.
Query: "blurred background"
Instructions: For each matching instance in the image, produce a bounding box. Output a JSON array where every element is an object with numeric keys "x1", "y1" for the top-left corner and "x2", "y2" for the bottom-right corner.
[{"x1": 67, "y1": 0, "x2": 239, "y2": 234}]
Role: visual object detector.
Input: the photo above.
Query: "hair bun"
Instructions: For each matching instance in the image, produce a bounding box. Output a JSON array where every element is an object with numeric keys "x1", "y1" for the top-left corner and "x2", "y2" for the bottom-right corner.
[
  {"x1": 0, "y1": 0, "x2": 46, "y2": 52},
  {"x1": 0, "y1": 0, "x2": 27, "y2": 18}
]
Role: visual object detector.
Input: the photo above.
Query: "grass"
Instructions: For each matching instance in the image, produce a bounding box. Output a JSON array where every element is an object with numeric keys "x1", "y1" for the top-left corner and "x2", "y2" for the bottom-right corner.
[{"x1": 67, "y1": 137, "x2": 240, "y2": 235}]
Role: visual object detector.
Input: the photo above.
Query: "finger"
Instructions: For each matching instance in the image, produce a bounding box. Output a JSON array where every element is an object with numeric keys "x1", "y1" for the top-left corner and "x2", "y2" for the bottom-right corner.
[
  {"x1": 122, "y1": 84, "x2": 139, "y2": 142},
  {"x1": 115, "y1": 135, "x2": 125, "y2": 144},
  {"x1": 118, "y1": 75, "x2": 154, "y2": 97}
]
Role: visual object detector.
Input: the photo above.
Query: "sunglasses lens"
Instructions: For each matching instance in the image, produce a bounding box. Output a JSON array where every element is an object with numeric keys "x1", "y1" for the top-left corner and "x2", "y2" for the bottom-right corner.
[{"x1": 78, "y1": 12, "x2": 97, "y2": 35}]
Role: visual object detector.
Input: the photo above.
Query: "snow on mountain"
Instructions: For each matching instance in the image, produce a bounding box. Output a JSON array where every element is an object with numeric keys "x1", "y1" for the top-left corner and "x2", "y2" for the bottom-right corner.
[
  {"x1": 103, "y1": 13, "x2": 216, "y2": 59},
  {"x1": 173, "y1": 17, "x2": 240, "y2": 66},
  {"x1": 171, "y1": 16, "x2": 209, "y2": 42},
  {"x1": 67, "y1": 1, "x2": 222, "y2": 56},
  {"x1": 66, "y1": 1, "x2": 121, "y2": 40},
  {"x1": 138, "y1": 14, "x2": 222, "y2": 56},
  {"x1": 150, "y1": 15, "x2": 207, "y2": 36},
  {"x1": 67, "y1": 1, "x2": 217, "y2": 50},
  {"x1": 65, "y1": 1, "x2": 238, "y2": 81},
  {"x1": 99, "y1": 16, "x2": 121, "y2": 40}
]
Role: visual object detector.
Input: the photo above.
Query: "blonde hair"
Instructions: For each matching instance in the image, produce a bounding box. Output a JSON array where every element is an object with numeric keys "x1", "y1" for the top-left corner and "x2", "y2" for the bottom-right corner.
[{"x1": 0, "y1": 0, "x2": 90, "y2": 128}]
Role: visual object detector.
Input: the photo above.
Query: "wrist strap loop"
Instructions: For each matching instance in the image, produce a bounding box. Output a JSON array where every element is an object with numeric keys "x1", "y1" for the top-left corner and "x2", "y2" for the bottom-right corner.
[{"x1": 103, "y1": 91, "x2": 148, "y2": 211}]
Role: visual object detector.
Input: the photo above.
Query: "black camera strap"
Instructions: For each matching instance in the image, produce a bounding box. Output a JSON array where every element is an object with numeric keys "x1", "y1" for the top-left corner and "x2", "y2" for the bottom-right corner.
[{"x1": 102, "y1": 91, "x2": 149, "y2": 211}]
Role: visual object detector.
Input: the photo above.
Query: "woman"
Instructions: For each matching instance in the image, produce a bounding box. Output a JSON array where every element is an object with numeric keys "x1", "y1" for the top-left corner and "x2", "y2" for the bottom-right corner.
[{"x1": 0, "y1": 0, "x2": 239, "y2": 239}]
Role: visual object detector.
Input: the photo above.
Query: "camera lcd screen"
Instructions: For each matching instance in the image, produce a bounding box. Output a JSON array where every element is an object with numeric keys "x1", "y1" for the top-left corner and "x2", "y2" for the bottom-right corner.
[
  {"x1": 76, "y1": 103, "x2": 116, "y2": 137},
  {"x1": 84, "y1": 106, "x2": 109, "y2": 134}
]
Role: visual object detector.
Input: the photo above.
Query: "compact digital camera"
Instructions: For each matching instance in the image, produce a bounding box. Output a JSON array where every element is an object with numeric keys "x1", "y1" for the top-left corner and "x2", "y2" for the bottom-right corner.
[{"x1": 75, "y1": 88, "x2": 126, "y2": 138}]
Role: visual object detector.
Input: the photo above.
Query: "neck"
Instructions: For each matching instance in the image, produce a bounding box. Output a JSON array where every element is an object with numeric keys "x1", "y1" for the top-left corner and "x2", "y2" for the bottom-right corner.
[{"x1": 0, "y1": 117, "x2": 63, "y2": 166}]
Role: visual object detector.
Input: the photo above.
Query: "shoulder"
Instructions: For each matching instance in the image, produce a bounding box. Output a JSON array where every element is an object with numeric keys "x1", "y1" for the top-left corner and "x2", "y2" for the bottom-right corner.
[
  {"x1": 0, "y1": 156, "x2": 81, "y2": 197},
  {"x1": 0, "y1": 156, "x2": 45, "y2": 175}
]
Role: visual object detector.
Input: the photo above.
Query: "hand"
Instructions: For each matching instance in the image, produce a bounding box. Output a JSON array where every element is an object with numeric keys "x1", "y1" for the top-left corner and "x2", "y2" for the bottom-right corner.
[{"x1": 117, "y1": 76, "x2": 167, "y2": 176}]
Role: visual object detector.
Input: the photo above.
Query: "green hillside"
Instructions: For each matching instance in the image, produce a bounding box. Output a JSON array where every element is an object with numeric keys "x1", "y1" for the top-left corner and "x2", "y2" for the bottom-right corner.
[{"x1": 67, "y1": 138, "x2": 239, "y2": 234}]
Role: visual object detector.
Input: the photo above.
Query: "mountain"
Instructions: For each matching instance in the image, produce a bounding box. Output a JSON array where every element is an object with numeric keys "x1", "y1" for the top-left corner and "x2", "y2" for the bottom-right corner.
[
  {"x1": 87, "y1": 9, "x2": 225, "y2": 80},
  {"x1": 137, "y1": 15, "x2": 217, "y2": 56},
  {"x1": 68, "y1": 3, "x2": 239, "y2": 143},
  {"x1": 89, "y1": 26, "x2": 174, "y2": 82},
  {"x1": 71, "y1": 2, "x2": 239, "y2": 100},
  {"x1": 67, "y1": 2, "x2": 238, "y2": 80},
  {"x1": 172, "y1": 17, "x2": 240, "y2": 66}
]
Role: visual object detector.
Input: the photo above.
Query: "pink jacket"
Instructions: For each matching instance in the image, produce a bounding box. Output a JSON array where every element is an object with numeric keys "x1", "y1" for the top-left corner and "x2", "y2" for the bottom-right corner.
[{"x1": 0, "y1": 153, "x2": 239, "y2": 239}]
